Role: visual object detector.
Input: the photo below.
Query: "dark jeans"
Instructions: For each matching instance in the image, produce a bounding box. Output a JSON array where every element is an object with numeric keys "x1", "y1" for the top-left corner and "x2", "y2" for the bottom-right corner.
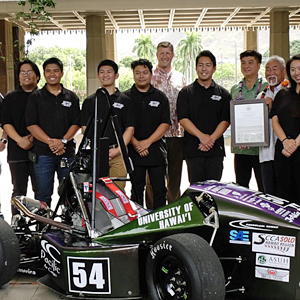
[
  {"x1": 35, "y1": 155, "x2": 74, "y2": 206},
  {"x1": 9, "y1": 161, "x2": 38, "y2": 215},
  {"x1": 185, "y1": 156, "x2": 223, "y2": 184},
  {"x1": 166, "y1": 137, "x2": 184, "y2": 203},
  {"x1": 260, "y1": 160, "x2": 278, "y2": 196},
  {"x1": 145, "y1": 137, "x2": 184, "y2": 207},
  {"x1": 131, "y1": 164, "x2": 167, "y2": 210},
  {"x1": 234, "y1": 154, "x2": 264, "y2": 192}
]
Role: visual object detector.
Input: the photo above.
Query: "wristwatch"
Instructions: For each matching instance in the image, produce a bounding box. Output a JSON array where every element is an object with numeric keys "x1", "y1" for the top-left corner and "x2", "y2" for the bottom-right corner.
[
  {"x1": 0, "y1": 138, "x2": 7, "y2": 144},
  {"x1": 62, "y1": 138, "x2": 68, "y2": 145}
]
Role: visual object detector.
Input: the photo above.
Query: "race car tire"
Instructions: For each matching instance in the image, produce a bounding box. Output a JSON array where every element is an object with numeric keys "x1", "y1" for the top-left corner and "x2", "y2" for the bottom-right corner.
[
  {"x1": 0, "y1": 217, "x2": 20, "y2": 287},
  {"x1": 146, "y1": 233, "x2": 225, "y2": 300}
]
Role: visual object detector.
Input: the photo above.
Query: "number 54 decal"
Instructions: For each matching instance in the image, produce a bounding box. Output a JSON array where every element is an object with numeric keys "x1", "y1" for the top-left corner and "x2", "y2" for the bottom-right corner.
[{"x1": 67, "y1": 257, "x2": 111, "y2": 294}]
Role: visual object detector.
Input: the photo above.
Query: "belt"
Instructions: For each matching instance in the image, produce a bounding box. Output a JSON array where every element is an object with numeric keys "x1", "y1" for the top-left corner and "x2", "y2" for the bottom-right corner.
[{"x1": 109, "y1": 144, "x2": 118, "y2": 149}]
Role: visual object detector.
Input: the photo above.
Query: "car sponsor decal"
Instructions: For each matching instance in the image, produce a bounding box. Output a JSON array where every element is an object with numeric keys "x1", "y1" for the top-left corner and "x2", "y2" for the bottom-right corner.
[
  {"x1": 150, "y1": 241, "x2": 173, "y2": 259},
  {"x1": 252, "y1": 233, "x2": 296, "y2": 257},
  {"x1": 41, "y1": 240, "x2": 61, "y2": 278},
  {"x1": 67, "y1": 257, "x2": 111, "y2": 294},
  {"x1": 255, "y1": 253, "x2": 290, "y2": 269},
  {"x1": 191, "y1": 181, "x2": 300, "y2": 226},
  {"x1": 229, "y1": 230, "x2": 250, "y2": 245},
  {"x1": 17, "y1": 268, "x2": 37, "y2": 275},
  {"x1": 138, "y1": 202, "x2": 193, "y2": 229},
  {"x1": 255, "y1": 266, "x2": 289, "y2": 282},
  {"x1": 229, "y1": 220, "x2": 278, "y2": 231}
]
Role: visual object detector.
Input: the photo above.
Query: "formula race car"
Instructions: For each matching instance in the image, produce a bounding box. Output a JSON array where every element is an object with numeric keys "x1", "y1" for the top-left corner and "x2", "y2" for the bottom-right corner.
[{"x1": 1, "y1": 89, "x2": 300, "y2": 300}]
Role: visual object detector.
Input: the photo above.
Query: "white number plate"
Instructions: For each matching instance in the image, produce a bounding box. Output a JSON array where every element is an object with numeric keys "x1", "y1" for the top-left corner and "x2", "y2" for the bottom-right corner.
[{"x1": 67, "y1": 257, "x2": 111, "y2": 294}]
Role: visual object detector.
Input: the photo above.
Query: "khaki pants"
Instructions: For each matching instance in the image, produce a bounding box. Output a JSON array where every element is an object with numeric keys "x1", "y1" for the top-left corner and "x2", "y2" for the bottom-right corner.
[{"x1": 109, "y1": 154, "x2": 127, "y2": 191}]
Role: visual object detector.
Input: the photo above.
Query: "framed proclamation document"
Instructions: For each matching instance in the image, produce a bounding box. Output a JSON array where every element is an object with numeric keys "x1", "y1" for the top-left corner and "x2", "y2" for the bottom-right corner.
[{"x1": 230, "y1": 99, "x2": 270, "y2": 147}]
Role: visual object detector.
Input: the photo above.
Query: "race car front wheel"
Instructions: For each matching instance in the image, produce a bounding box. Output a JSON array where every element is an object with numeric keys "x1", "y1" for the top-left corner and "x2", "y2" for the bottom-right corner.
[
  {"x1": 0, "y1": 217, "x2": 20, "y2": 287},
  {"x1": 146, "y1": 233, "x2": 225, "y2": 300}
]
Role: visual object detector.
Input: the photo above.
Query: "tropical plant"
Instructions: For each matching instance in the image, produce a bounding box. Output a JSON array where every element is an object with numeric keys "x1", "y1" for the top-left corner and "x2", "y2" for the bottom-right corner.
[
  {"x1": 16, "y1": 0, "x2": 56, "y2": 56},
  {"x1": 118, "y1": 67, "x2": 134, "y2": 92},
  {"x1": 119, "y1": 56, "x2": 135, "y2": 68},
  {"x1": 290, "y1": 40, "x2": 300, "y2": 57},
  {"x1": 174, "y1": 31, "x2": 202, "y2": 84},
  {"x1": 28, "y1": 46, "x2": 86, "y2": 102},
  {"x1": 132, "y1": 34, "x2": 156, "y2": 62}
]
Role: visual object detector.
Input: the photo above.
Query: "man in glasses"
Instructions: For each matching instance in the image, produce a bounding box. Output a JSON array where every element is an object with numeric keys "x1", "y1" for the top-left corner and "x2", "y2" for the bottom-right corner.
[{"x1": 1, "y1": 60, "x2": 40, "y2": 215}]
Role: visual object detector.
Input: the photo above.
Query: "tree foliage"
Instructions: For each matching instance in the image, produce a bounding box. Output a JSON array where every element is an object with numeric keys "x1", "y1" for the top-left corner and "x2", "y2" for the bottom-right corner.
[
  {"x1": 17, "y1": 0, "x2": 56, "y2": 56},
  {"x1": 119, "y1": 56, "x2": 135, "y2": 68},
  {"x1": 28, "y1": 46, "x2": 86, "y2": 102},
  {"x1": 213, "y1": 63, "x2": 241, "y2": 91},
  {"x1": 290, "y1": 40, "x2": 300, "y2": 57},
  {"x1": 132, "y1": 34, "x2": 156, "y2": 62},
  {"x1": 118, "y1": 67, "x2": 134, "y2": 92},
  {"x1": 174, "y1": 31, "x2": 202, "y2": 84}
]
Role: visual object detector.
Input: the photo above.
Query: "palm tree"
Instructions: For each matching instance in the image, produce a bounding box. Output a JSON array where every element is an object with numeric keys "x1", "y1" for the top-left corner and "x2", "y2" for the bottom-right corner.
[
  {"x1": 132, "y1": 34, "x2": 156, "y2": 62},
  {"x1": 174, "y1": 31, "x2": 202, "y2": 84}
]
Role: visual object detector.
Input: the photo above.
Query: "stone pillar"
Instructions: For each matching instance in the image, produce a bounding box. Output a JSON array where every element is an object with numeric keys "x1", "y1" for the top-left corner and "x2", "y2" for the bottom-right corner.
[
  {"x1": 105, "y1": 31, "x2": 117, "y2": 61},
  {"x1": 86, "y1": 14, "x2": 106, "y2": 95},
  {"x1": 270, "y1": 9, "x2": 289, "y2": 63},
  {"x1": 0, "y1": 20, "x2": 15, "y2": 95},
  {"x1": 244, "y1": 27, "x2": 258, "y2": 51}
]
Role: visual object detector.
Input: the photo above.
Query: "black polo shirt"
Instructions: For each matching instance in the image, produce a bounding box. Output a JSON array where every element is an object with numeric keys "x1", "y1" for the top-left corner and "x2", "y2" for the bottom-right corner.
[
  {"x1": 270, "y1": 88, "x2": 300, "y2": 139},
  {"x1": 1, "y1": 87, "x2": 34, "y2": 162},
  {"x1": 81, "y1": 88, "x2": 135, "y2": 145},
  {"x1": 177, "y1": 79, "x2": 230, "y2": 158},
  {"x1": 124, "y1": 84, "x2": 170, "y2": 166},
  {"x1": 26, "y1": 84, "x2": 80, "y2": 157}
]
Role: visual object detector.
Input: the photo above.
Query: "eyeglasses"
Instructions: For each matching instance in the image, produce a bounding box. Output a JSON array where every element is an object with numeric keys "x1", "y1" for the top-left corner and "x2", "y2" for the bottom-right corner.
[{"x1": 20, "y1": 70, "x2": 33, "y2": 76}]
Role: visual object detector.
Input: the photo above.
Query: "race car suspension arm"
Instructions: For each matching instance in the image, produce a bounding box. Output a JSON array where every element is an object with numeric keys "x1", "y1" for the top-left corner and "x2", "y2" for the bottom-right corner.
[
  {"x1": 12, "y1": 196, "x2": 72, "y2": 232},
  {"x1": 69, "y1": 172, "x2": 92, "y2": 236},
  {"x1": 195, "y1": 192, "x2": 219, "y2": 246}
]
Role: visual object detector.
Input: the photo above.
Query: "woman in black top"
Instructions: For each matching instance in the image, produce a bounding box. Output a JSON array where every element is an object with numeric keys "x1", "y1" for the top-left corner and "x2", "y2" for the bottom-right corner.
[{"x1": 271, "y1": 55, "x2": 300, "y2": 201}]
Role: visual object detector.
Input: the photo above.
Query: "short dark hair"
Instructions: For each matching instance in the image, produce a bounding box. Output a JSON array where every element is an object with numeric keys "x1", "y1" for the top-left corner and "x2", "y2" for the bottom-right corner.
[
  {"x1": 43, "y1": 57, "x2": 64, "y2": 72},
  {"x1": 131, "y1": 59, "x2": 153, "y2": 73},
  {"x1": 240, "y1": 50, "x2": 262, "y2": 64},
  {"x1": 17, "y1": 59, "x2": 41, "y2": 83},
  {"x1": 97, "y1": 59, "x2": 118, "y2": 74},
  {"x1": 286, "y1": 54, "x2": 300, "y2": 92},
  {"x1": 196, "y1": 50, "x2": 216, "y2": 67},
  {"x1": 157, "y1": 41, "x2": 174, "y2": 53}
]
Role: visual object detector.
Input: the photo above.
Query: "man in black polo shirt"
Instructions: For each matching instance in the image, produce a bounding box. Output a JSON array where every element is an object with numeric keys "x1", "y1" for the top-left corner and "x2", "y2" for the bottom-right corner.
[
  {"x1": 26, "y1": 57, "x2": 80, "y2": 206},
  {"x1": 125, "y1": 59, "x2": 170, "y2": 209},
  {"x1": 81, "y1": 59, "x2": 135, "y2": 191},
  {"x1": 177, "y1": 50, "x2": 230, "y2": 184},
  {"x1": 1, "y1": 60, "x2": 40, "y2": 214},
  {"x1": 0, "y1": 93, "x2": 8, "y2": 177}
]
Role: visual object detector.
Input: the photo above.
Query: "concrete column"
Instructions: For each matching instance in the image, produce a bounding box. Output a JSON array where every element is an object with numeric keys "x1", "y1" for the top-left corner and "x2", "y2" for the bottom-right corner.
[
  {"x1": 86, "y1": 14, "x2": 106, "y2": 95},
  {"x1": 0, "y1": 20, "x2": 15, "y2": 95},
  {"x1": 105, "y1": 31, "x2": 117, "y2": 61},
  {"x1": 270, "y1": 9, "x2": 289, "y2": 63},
  {"x1": 244, "y1": 28, "x2": 258, "y2": 51}
]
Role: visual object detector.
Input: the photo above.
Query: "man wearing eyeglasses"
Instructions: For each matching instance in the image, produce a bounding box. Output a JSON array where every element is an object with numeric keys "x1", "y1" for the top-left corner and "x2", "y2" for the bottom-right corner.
[{"x1": 1, "y1": 60, "x2": 40, "y2": 215}]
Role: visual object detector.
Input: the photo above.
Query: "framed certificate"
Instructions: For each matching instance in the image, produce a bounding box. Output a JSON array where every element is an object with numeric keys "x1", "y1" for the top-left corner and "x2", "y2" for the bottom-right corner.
[{"x1": 230, "y1": 99, "x2": 270, "y2": 147}]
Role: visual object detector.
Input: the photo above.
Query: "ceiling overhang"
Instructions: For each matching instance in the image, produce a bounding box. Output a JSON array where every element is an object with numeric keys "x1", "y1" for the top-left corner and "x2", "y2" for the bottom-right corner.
[{"x1": 0, "y1": 1, "x2": 299, "y2": 32}]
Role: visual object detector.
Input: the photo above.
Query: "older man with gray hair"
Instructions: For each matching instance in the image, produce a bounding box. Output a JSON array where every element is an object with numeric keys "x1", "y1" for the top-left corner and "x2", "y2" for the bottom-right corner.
[{"x1": 257, "y1": 55, "x2": 288, "y2": 196}]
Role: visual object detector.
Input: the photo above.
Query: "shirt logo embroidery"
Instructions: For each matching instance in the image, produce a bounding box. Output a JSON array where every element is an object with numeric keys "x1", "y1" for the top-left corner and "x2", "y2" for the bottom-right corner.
[
  {"x1": 211, "y1": 95, "x2": 221, "y2": 101},
  {"x1": 149, "y1": 101, "x2": 160, "y2": 107},
  {"x1": 113, "y1": 102, "x2": 124, "y2": 109},
  {"x1": 61, "y1": 101, "x2": 72, "y2": 107}
]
